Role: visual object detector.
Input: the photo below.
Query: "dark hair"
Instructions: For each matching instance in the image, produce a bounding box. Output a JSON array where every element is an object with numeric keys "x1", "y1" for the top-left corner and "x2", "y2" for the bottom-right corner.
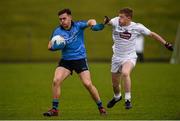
[
  {"x1": 119, "y1": 7, "x2": 133, "y2": 18},
  {"x1": 58, "y1": 8, "x2": 71, "y2": 16}
]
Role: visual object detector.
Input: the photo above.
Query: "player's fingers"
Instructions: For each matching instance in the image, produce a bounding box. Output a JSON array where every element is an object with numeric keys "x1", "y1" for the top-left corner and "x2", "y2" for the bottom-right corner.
[{"x1": 104, "y1": 16, "x2": 110, "y2": 24}]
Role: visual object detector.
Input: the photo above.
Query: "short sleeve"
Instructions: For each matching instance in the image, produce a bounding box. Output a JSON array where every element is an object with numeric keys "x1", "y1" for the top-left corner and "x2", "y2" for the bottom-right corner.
[
  {"x1": 137, "y1": 23, "x2": 151, "y2": 36},
  {"x1": 76, "y1": 20, "x2": 88, "y2": 29},
  {"x1": 110, "y1": 17, "x2": 119, "y2": 26}
]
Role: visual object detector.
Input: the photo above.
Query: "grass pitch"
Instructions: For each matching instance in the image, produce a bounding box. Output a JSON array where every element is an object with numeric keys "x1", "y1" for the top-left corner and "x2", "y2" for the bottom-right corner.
[{"x1": 0, "y1": 62, "x2": 180, "y2": 120}]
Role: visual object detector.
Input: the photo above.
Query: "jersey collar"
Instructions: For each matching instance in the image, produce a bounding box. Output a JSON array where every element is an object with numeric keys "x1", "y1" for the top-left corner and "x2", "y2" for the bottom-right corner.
[{"x1": 60, "y1": 21, "x2": 74, "y2": 31}]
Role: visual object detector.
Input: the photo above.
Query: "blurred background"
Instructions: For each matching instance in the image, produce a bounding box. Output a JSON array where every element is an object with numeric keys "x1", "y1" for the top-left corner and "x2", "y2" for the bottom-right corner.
[{"x1": 0, "y1": 0, "x2": 180, "y2": 62}]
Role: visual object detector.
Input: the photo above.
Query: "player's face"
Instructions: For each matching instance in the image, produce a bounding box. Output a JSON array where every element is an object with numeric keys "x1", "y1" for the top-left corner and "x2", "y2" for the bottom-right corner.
[
  {"x1": 59, "y1": 13, "x2": 72, "y2": 29},
  {"x1": 119, "y1": 13, "x2": 131, "y2": 26}
]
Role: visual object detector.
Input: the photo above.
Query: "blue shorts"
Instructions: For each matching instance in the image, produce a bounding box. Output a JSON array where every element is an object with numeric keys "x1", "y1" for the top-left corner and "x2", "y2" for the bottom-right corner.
[{"x1": 58, "y1": 58, "x2": 89, "y2": 74}]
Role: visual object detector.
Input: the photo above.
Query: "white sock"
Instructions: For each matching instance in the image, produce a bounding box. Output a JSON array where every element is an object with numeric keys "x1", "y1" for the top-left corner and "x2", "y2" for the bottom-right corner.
[
  {"x1": 125, "y1": 92, "x2": 131, "y2": 101},
  {"x1": 114, "y1": 93, "x2": 121, "y2": 101}
]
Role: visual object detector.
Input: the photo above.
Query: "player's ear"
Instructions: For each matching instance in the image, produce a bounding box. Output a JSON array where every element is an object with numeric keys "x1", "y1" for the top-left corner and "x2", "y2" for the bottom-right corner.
[
  {"x1": 127, "y1": 16, "x2": 131, "y2": 20},
  {"x1": 69, "y1": 15, "x2": 72, "y2": 20}
]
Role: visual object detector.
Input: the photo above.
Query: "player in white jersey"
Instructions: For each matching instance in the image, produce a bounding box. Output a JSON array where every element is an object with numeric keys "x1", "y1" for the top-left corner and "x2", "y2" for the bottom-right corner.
[{"x1": 104, "y1": 8, "x2": 173, "y2": 109}]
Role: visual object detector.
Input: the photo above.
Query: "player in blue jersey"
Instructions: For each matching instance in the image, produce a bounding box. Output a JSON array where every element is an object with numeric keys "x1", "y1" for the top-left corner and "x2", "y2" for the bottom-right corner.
[{"x1": 43, "y1": 9, "x2": 106, "y2": 116}]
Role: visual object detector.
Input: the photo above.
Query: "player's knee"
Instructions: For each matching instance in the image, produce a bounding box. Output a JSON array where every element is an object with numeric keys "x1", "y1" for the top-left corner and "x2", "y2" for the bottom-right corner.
[
  {"x1": 83, "y1": 81, "x2": 93, "y2": 89},
  {"x1": 121, "y1": 71, "x2": 130, "y2": 78},
  {"x1": 53, "y1": 80, "x2": 58, "y2": 87},
  {"x1": 53, "y1": 77, "x2": 62, "y2": 86},
  {"x1": 112, "y1": 76, "x2": 119, "y2": 82}
]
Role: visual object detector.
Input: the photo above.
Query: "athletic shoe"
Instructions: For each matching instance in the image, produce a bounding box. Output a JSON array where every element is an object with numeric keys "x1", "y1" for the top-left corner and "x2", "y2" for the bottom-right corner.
[
  {"x1": 125, "y1": 100, "x2": 132, "y2": 109},
  {"x1": 43, "y1": 108, "x2": 58, "y2": 116},
  {"x1": 99, "y1": 107, "x2": 107, "y2": 115},
  {"x1": 107, "y1": 96, "x2": 122, "y2": 108}
]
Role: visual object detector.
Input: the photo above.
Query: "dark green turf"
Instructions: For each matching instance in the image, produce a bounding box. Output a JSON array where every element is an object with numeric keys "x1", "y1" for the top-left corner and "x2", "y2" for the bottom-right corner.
[{"x1": 0, "y1": 63, "x2": 180, "y2": 119}]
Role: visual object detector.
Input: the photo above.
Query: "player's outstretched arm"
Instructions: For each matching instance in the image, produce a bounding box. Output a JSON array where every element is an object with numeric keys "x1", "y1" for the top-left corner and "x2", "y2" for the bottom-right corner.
[
  {"x1": 87, "y1": 19, "x2": 97, "y2": 26},
  {"x1": 87, "y1": 19, "x2": 104, "y2": 31},
  {"x1": 149, "y1": 32, "x2": 173, "y2": 51}
]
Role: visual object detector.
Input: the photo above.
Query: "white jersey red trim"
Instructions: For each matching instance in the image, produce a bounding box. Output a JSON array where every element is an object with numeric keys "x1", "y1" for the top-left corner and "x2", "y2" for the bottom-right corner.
[{"x1": 110, "y1": 17, "x2": 151, "y2": 58}]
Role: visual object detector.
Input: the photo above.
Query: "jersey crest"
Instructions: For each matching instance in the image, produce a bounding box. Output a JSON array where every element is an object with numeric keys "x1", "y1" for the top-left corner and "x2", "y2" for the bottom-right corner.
[{"x1": 119, "y1": 30, "x2": 132, "y2": 40}]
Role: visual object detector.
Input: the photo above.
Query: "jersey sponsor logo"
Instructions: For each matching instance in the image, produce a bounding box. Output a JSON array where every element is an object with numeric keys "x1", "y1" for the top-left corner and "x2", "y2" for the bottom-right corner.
[{"x1": 119, "y1": 30, "x2": 132, "y2": 40}]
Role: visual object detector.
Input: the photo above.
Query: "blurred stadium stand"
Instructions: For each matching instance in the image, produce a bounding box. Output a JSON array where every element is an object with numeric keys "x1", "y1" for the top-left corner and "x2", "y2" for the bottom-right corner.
[{"x1": 0, "y1": 0, "x2": 179, "y2": 62}]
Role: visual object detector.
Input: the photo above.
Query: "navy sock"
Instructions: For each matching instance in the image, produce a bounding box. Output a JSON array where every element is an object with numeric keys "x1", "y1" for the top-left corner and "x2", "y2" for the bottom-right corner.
[
  {"x1": 52, "y1": 99, "x2": 59, "y2": 110},
  {"x1": 96, "y1": 100, "x2": 103, "y2": 109}
]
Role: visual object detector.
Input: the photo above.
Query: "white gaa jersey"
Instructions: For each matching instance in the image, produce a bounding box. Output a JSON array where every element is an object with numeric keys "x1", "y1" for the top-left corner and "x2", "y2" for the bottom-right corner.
[{"x1": 110, "y1": 17, "x2": 151, "y2": 58}]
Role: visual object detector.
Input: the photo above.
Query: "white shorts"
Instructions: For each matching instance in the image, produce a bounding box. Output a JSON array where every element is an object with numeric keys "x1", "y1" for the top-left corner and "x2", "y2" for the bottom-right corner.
[{"x1": 111, "y1": 55, "x2": 137, "y2": 73}]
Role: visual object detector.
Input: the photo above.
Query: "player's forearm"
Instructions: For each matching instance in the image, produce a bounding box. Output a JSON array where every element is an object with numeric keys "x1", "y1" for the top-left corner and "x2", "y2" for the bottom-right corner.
[
  {"x1": 150, "y1": 32, "x2": 166, "y2": 45},
  {"x1": 88, "y1": 19, "x2": 104, "y2": 31},
  {"x1": 149, "y1": 32, "x2": 174, "y2": 51}
]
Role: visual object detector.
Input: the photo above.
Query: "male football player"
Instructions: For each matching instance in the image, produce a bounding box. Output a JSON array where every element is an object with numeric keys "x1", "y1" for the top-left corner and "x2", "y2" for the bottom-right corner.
[
  {"x1": 104, "y1": 8, "x2": 173, "y2": 109},
  {"x1": 43, "y1": 8, "x2": 106, "y2": 116}
]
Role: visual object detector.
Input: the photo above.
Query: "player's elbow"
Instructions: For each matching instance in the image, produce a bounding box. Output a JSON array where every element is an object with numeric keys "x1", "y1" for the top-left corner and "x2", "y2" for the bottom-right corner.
[
  {"x1": 149, "y1": 32, "x2": 154, "y2": 37},
  {"x1": 149, "y1": 32, "x2": 158, "y2": 38},
  {"x1": 149, "y1": 32, "x2": 160, "y2": 40}
]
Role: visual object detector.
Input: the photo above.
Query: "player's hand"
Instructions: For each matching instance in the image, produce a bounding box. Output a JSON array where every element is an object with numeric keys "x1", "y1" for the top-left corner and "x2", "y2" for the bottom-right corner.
[
  {"x1": 104, "y1": 16, "x2": 110, "y2": 25},
  {"x1": 48, "y1": 41, "x2": 52, "y2": 50},
  {"x1": 164, "y1": 42, "x2": 173, "y2": 51}
]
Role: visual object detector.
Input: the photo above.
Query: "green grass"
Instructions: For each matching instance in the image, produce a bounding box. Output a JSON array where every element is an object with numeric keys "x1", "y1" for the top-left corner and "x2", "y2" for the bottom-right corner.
[
  {"x1": 0, "y1": 0, "x2": 180, "y2": 61},
  {"x1": 0, "y1": 62, "x2": 180, "y2": 120}
]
